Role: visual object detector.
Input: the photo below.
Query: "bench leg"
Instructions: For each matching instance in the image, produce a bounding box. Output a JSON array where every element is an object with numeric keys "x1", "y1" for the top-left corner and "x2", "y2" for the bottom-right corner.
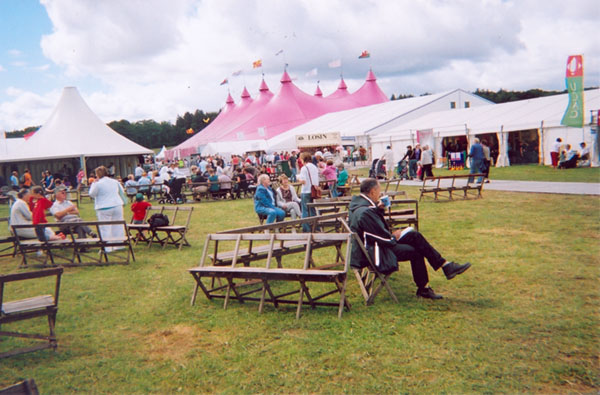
[{"x1": 296, "y1": 286, "x2": 304, "y2": 319}]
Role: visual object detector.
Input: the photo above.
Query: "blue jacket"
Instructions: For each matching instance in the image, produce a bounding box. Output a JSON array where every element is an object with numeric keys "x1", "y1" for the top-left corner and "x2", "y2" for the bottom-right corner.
[
  {"x1": 254, "y1": 184, "x2": 277, "y2": 211},
  {"x1": 469, "y1": 143, "x2": 485, "y2": 161}
]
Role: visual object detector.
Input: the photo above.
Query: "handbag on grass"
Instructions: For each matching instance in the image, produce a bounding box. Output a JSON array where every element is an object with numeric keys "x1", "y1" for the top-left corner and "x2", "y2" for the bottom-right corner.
[{"x1": 307, "y1": 165, "x2": 322, "y2": 199}]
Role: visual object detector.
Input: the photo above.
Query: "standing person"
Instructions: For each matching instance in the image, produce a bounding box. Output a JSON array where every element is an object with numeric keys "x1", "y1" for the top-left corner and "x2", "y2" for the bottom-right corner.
[
  {"x1": 254, "y1": 174, "x2": 285, "y2": 224},
  {"x1": 76, "y1": 168, "x2": 85, "y2": 186},
  {"x1": 323, "y1": 160, "x2": 337, "y2": 195},
  {"x1": 107, "y1": 162, "x2": 116, "y2": 177},
  {"x1": 352, "y1": 149, "x2": 359, "y2": 167},
  {"x1": 134, "y1": 163, "x2": 144, "y2": 181},
  {"x1": 550, "y1": 138, "x2": 562, "y2": 169},
  {"x1": 359, "y1": 146, "x2": 367, "y2": 164},
  {"x1": 89, "y1": 166, "x2": 126, "y2": 252},
  {"x1": 10, "y1": 171, "x2": 19, "y2": 190},
  {"x1": 22, "y1": 169, "x2": 33, "y2": 188},
  {"x1": 481, "y1": 139, "x2": 491, "y2": 182},
  {"x1": 421, "y1": 145, "x2": 434, "y2": 179},
  {"x1": 349, "y1": 178, "x2": 471, "y2": 299},
  {"x1": 289, "y1": 151, "x2": 298, "y2": 182},
  {"x1": 298, "y1": 152, "x2": 319, "y2": 232},
  {"x1": 468, "y1": 138, "x2": 485, "y2": 183},
  {"x1": 383, "y1": 145, "x2": 395, "y2": 179},
  {"x1": 408, "y1": 146, "x2": 418, "y2": 180}
]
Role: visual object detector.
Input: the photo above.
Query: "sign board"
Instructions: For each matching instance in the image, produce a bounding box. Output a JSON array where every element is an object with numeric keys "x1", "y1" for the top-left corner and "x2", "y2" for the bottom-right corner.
[{"x1": 295, "y1": 132, "x2": 341, "y2": 148}]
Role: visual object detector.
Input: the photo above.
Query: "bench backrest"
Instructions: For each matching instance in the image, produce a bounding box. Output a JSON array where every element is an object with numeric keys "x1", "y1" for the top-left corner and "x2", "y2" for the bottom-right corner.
[
  {"x1": 218, "y1": 211, "x2": 348, "y2": 234},
  {"x1": 200, "y1": 232, "x2": 351, "y2": 271},
  {"x1": 0, "y1": 267, "x2": 63, "y2": 311}
]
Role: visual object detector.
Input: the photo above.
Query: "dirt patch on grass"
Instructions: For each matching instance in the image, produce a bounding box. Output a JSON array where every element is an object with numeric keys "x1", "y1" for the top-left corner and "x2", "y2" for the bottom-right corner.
[{"x1": 144, "y1": 324, "x2": 232, "y2": 363}]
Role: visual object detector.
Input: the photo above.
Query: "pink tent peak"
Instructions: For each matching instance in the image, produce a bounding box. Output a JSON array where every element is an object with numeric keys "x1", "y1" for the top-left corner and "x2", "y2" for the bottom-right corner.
[
  {"x1": 326, "y1": 77, "x2": 350, "y2": 99},
  {"x1": 314, "y1": 85, "x2": 323, "y2": 97},
  {"x1": 350, "y1": 69, "x2": 389, "y2": 106}
]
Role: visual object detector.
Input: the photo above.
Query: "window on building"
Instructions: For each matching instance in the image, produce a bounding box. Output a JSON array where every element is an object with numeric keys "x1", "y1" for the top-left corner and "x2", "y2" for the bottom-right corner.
[
  {"x1": 465, "y1": 101, "x2": 470, "y2": 108},
  {"x1": 450, "y1": 101, "x2": 456, "y2": 109}
]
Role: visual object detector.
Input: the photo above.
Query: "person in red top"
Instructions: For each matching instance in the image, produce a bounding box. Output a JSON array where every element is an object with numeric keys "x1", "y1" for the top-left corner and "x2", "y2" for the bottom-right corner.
[
  {"x1": 131, "y1": 193, "x2": 152, "y2": 224},
  {"x1": 30, "y1": 186, "x2": 63, "y2": 241}
]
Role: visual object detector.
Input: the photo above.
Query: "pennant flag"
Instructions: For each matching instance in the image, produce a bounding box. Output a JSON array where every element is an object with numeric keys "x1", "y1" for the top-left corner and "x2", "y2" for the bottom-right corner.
[
  {"x1": 253, "y1": 59, "x2": 262, "y2": 68},
  {"x1": 220, "y1": 78, "x2": 228, "y2": 86},
  {"x1": 305, "y1": 67, "x2": 318, "y2": 77},
  {"x1": 231, "y1": 70, "x2": 242, "y2": 76},
  {"x1": 186, "y1": 128, "x2": 194, "y2": 135},
  {"x1": 561, "y1": 55, "x2": 584, "y2": 127},
  {"x1": 23, "y1": 131, "x2": 36, "y2": 140},
  {"x1": 275, "y1": 49, "x2": 284, "y2": 56},
  {"x1": 358, "y1": 50, "x2": 370, "y2": 59},
  {"x1": 328, "y1": 59, "x2": 341, "y2": 68},
  {"x1": 203, "y1": 117, "x2": 210, "y2": 123}
]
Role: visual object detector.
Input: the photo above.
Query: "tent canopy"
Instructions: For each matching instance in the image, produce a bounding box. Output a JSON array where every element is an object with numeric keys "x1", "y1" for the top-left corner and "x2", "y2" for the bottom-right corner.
[{"x1": 0, "y1": 87, "x2": 152, "y2": 163}]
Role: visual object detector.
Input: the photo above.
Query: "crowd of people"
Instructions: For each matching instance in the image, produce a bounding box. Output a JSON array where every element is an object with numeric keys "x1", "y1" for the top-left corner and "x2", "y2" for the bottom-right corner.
[{"x1": 550, "y1": 138, "x2": 591, "y2": 169}]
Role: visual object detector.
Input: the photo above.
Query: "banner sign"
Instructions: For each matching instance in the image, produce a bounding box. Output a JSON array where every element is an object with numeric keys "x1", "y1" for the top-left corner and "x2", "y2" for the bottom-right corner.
[
  {"x1": 561, "y1": 55, "x2": 584, "y2": 127},
  {"x1": 295, "y1": 132, "x2": 341, "y2": 148}
]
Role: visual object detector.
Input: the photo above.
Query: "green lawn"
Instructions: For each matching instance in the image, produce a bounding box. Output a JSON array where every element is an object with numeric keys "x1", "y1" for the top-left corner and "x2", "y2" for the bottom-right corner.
[
  {"x1": 0, "y1": 187, "x2": 598, "y2": 393},
  {"x1": 355, "y1": 163, "x2": 600, "y2": 183}
]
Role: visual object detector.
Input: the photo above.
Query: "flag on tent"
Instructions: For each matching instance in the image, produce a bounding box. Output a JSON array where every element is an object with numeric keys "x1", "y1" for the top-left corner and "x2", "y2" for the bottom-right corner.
[
  {"x1": 186, "y1": 128, "x2": 194, "y2": 135},
  {"x1": 560, "y1": 55, "x2": 584, "y2": 127},
  {"x1": 275, "y1": 49, "x2": 284, "y2": 56},
  {"x1": 358, "y1": 50, "x2": 370, "y2": 59},
  {"x1": 232, "y1": 70, "x2": 242, "y2": 76},
  {"x1": 23, "y1": 131, "x2": 36, "y2": 140},
  {"x1": 328, "y1": 59, "x2": 341, "y2": 68},
  {"x1": 253, "y1": 59, "x2": 262, "y2": 68},
  {"x1": 220, "y1": 78, "x2": 228, "y2": 86},
  {"x1": 203, "y1": 117, "x2": 210, "y2": 123},
  {"x1": 305, "y1": 68, "x2": 318, "y2": 77}
]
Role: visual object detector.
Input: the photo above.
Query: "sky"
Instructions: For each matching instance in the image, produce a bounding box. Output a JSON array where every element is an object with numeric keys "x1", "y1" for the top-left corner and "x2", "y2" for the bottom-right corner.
[{"x1": 0, "y1": 0, "x2": 598, "y2": 132}]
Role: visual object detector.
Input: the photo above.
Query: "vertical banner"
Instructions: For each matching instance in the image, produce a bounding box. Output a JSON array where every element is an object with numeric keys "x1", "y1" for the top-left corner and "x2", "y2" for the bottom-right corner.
[{"x1": 561, "y1": 55, "x2": 584, "y2": 127}]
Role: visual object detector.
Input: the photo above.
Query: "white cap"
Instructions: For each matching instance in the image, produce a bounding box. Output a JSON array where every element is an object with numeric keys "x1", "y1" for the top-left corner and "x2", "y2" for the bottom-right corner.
[{"x1": 315, "y1": 151, "x2": 323, "y2": 157}]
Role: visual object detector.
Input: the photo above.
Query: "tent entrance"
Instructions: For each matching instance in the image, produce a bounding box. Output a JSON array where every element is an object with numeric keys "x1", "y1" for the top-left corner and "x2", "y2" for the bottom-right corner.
[{"x1": 508, "y1": 129, "x2": 539, "y2": 164}]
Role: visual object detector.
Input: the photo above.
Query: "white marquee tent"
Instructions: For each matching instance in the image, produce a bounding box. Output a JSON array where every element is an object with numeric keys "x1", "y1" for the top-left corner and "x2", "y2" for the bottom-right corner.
[
  {"x1": 370, "y1": 89, "x2": 600, "y2": 167},
  {"x1": 266, "y1": 89, "x2": 493, "y2": 161},
  {"x1": 1, "y1": 87, "x2": 153, "y2": 182}
]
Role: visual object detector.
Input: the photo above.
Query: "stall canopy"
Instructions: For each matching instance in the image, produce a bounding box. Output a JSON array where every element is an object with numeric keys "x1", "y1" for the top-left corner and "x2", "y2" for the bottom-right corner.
[
  {"x1": 166, "y1": 69, "x2": 389, "y2": 159},
  {"x1": 156, "y1": 145, "x2": 167, "y2": 159},
  {"x1": 0, "y1": 87, "x2": 152, "y2": 163}
]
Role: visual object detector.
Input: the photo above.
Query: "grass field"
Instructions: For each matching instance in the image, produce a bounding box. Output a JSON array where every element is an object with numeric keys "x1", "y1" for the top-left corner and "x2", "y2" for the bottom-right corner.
[
  {"x1": 0, "y1": 174, "x2": 598, "y2": 393},
  {"x1": 357, "y1": 162, "x2": 600, "y2": 183}
]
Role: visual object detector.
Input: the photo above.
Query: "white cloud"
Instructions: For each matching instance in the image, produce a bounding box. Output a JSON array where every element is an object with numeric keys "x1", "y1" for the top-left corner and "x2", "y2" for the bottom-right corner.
[
  {"x1": 0, "y1": 65, "x2": 5, "y2": 72},
  {"x1": 0, "y1": 0, "x2": 597, "y2": 130},
  {"x1": 8, "y1": 49, "x2": 22, "y2": 57}
]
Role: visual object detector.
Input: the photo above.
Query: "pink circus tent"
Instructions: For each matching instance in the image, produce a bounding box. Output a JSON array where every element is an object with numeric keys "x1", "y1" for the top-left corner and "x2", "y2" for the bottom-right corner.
[{"x1": 166, "y1": 69, "x2": 388, "y2": 158}]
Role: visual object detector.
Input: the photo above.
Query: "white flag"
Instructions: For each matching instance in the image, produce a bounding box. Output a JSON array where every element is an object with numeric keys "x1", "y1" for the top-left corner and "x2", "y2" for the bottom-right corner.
[
  {"x1": 328, "y1": 59, "x2": 341, "y2": 68},
  {"x1": 305, "y1": 68, "x2": 318, "y2": 77}
]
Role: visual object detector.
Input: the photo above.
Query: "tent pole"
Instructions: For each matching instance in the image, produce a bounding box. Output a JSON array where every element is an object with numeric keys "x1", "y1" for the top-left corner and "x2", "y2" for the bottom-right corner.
[{"x1": 80, "y1": 155, "x2": 87, "y2": 186}]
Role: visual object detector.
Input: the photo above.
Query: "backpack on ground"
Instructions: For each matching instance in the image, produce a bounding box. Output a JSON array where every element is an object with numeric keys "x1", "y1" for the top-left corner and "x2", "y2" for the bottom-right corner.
[{"x1": 147, "y1": 213, "x2": 169, "y2": 228}]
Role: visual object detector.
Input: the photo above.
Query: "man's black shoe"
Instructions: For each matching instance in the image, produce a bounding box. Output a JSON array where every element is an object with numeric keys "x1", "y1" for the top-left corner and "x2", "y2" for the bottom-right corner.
[
  {"x1": 416, "y1": 287, "x2": 443, "y2": 300},
  {"x1": 443, "y1": 261, "x2": 471, "y2": 280}
]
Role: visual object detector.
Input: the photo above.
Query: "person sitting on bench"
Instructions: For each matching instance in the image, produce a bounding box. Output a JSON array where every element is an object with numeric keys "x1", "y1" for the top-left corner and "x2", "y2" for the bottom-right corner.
[
  {"x1": 50, "y1": 185, "x2": 96, "y2": 239},
  {"x1": 254, "y1": 174, "x2": 285, "y2": 224},
  {"x1": 349, "y1": 178, "x2": 472, "y2": 300},
  {"x1": 578, "y1": 142, "x2": 590, "y2": 167},
  {"x1": 559, "y1": 144, "x2": 579, "y2": 169}
]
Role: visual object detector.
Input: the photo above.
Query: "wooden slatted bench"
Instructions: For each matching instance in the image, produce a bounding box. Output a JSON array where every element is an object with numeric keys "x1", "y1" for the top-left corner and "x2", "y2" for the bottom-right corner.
[
  {"x1": 0, "y1": 267, "x2": 63, "y2": 358},
  {"x1": 189, "y1": 232, "x2": 352, "y2": 318},
  {"x1": 148, "y1": 206, "x2": 193, "y2": 250},
  {"x1": 127, "y1": 206, "x2": 163, "y2": 246},
  {"x1": 12, "y1": 221, "x2": 134, "y2": 268},
  {"x1": 419, "y1": 174, "x2": 486, "y2": 201},
  {"x1": 0, "y1": 217, "x2": 17, "y2": 258}
]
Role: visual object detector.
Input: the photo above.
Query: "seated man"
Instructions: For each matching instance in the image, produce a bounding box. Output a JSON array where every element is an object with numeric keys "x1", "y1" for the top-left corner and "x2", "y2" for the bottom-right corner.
[
  {"x1": 578, "y1": 142, "x2": 590, "y2": 167},
  {"x1": 254, "y1": 174, "x2": 285, "y2": 224},
  {"x1": 349, "y1": 178, "x2": 471, "y2": 299},
  {"x1": 50, "y1": 186, "x2": 96, "y2": 239},
  {"x1": 559, "y1": 144, "x2": 580, "y2": 169}
]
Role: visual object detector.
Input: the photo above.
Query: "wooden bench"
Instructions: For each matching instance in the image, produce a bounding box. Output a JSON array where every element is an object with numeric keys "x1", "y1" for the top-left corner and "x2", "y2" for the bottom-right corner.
[
  {"x1": 419, "y1": 174, "x2": 486, "y2": 201},
  {"x1": 308, "y1": 197, "x2": 419, "y2": 231},
  {"x1": 189, "y1": 232, "x2": 352, "y2": 318},
  {"x1": 148, "y1": 206, "x2": 193, "y2": 250},
  {"x1": 378, "y1": 178, "x2": 405, "y2": 198},
  {"x1": 184, "y1": 181, "x2": 238, "y2": 202},
  {"x1": 12, "y1": 221, "x2": 135, "y2": 268},
  {"x1": 0, "y1": 217, "x2": 17, "y2": 258},
  {"x1": 0, "y1": 268, "x2": 63, "y2": 358},
  {"x1": 0, "y1": 379, "x2": 39, "y2": 394}
]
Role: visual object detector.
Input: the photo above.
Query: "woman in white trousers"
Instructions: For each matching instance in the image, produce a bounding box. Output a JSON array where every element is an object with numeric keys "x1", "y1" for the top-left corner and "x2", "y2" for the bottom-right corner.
[{"x1": 89, "y1": 166, "x2": 125, "y2": 252}]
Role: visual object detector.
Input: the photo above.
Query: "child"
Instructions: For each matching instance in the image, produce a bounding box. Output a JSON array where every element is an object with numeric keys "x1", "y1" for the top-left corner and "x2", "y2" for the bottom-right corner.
[
  {"x1": 30, "y1": 186, "x2": 64, "y2": 241},
  {"x1": 131, "y1": 193, "x2": 152, "y2": 224}
]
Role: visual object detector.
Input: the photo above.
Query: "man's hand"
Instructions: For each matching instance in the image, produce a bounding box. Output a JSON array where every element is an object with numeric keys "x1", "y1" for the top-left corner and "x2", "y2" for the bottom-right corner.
[{"x1": 392, "y1": 229, "x2": 403, "y2": 239}]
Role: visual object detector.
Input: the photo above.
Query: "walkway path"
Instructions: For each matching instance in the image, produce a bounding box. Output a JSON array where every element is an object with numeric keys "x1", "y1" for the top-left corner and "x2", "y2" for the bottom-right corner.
[{"x1": 397, "y1": 179, "x2": 600, "y2": 196}]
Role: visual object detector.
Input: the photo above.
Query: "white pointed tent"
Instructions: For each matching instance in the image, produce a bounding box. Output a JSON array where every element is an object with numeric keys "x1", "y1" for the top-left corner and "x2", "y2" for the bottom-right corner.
[
  {"x1": 156, "y1": 145, "x2": 167, "y2": 160},
  {"x1": 1, "y1": 87, "x2": 152, "y2": 182}
]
